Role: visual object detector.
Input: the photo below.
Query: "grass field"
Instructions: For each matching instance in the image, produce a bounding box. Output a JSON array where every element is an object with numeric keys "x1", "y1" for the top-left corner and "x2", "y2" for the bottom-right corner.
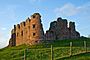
[
  {"x1": 57, "y1": 52, "x2": 90, "y2": 60},
  {"x1": 0, "y1": 38, "x2": 90, "y2": 60}
]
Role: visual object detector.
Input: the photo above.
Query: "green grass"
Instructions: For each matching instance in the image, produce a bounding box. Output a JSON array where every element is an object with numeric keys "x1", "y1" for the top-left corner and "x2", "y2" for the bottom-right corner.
[
  {"x1": 57, "y1": 52, "x2": 90, "y2": 60},
  {"x1": 0, "y1": 38, "x2": 90, "y2": 60}
]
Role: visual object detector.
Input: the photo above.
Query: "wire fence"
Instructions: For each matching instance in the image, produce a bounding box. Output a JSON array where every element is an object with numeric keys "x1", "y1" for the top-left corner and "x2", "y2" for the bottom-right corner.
[{"x1": 10, "y1": 41, "x2": 90, "y2": 60}]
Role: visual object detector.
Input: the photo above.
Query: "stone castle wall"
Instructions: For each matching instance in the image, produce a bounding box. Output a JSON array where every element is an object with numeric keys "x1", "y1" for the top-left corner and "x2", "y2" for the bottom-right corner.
[
  {"x1": 45, "y1": 17, "x2": 80, "y2": 40},
  {"x1": 9, "y1": 13, "x2": 44, "y2": 46},
  {"x1": 9, "y1": 13, "x2": 80, "y2": 47}
]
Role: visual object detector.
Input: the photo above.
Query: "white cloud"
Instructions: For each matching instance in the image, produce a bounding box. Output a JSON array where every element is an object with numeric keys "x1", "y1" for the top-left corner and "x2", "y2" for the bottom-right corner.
[
  {"x1": 1, "y1": 28, "x2": 7, "y2": 30},
  {"x1": 54, "y1": 3, "x2": 90, "y2": 17},
  {"x1": 55, "y1": 3, "x2": 78, "y2": 16},
  {"x1": 0, "y1": 32, "x2": 6, "y2": 48},
  {"x1": 0, "y1": 31, "x2": 9, "y2": 48}
]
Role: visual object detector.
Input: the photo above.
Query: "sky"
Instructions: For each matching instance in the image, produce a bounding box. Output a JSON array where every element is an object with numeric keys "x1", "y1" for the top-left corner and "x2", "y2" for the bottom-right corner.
[{"x1": 0, "y1": 0, "x2": 90, "y2": 48}]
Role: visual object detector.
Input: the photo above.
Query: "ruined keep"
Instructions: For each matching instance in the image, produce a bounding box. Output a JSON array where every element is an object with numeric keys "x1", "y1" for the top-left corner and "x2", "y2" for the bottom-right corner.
[
  {"x1": 45, "y1": 17, "x2": 80, "y2": 40},
  {"x1": 9, "y1": 13, "x2": 80, "y2": 46},
  {"x1": 9, "y1": 13, "x2": 44, "y2": 46}
]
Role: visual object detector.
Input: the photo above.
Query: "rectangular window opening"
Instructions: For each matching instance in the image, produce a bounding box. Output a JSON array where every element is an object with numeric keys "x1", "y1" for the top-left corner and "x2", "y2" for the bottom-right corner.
[
  {"x1": 33, "y1": 33, "x2": 36, "y2": 36},
  {"x1": 21, "y1": 31, "x2": 23, "y2": 36},
  {"x1": 32, "y1": 24, "x2": 35, "y2": 28}
]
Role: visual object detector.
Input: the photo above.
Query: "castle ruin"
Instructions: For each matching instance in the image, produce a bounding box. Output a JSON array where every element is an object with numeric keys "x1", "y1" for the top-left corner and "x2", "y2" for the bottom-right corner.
[
  {"x1": 9, "y1": 13, "x2": 80, "y2": 46},
  {"x1": 45, "y1": 17, "x2": 80, "y2": 40}
]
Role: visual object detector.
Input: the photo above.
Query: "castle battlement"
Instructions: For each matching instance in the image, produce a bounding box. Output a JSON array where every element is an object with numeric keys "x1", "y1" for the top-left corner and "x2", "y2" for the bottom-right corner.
[{"x1": 16, "y1": 24, "x2": 20, "y2": 29}]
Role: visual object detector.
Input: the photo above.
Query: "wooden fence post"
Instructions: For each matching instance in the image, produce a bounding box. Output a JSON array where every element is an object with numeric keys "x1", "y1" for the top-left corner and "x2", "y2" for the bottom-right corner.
[
  {"x1": 70, "y1": 42, "x2": 72, "y2": 56},
  {"x1": 84, "y1": 41, "x2": 87, "y2": 52},
  {"x1": 12, "y1": 51, "x2": 14, "y2": 59},
  {"x1": 51, "y1": 45, "x2": 53, "y2": 60},
  {"x1": 24, "y1": 49, "x2": 26, "y2": 60}
]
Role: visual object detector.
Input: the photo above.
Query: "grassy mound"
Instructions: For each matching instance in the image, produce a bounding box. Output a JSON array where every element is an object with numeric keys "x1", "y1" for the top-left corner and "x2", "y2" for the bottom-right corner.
[{"x1": 0, "y1": 38, "x2": 90, "y2": 60}]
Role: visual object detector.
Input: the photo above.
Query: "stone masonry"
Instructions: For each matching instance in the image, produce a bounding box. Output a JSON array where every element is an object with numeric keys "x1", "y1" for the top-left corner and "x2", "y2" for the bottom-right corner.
[
  {"x1": 9, "y1": 13, "x2": 44, "y2": 46},
  {"x1": 9, "y1": 13, "x2": 80, "y2": 46},
  {"x1": 45, "y1": 17, "x2": 80, "y2": 40}
]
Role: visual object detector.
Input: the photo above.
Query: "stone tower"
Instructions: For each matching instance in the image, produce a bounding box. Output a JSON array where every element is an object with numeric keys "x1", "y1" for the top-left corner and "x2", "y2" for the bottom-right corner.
[{"x1": 29, "y1": 13, "x2": 44, "y2": 44}]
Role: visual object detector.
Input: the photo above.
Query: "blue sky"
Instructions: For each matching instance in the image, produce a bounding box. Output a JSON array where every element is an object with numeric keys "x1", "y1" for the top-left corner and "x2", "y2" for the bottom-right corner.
[{"x1": 0, "y1": 0, "x2": 90, "y2": 48}]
